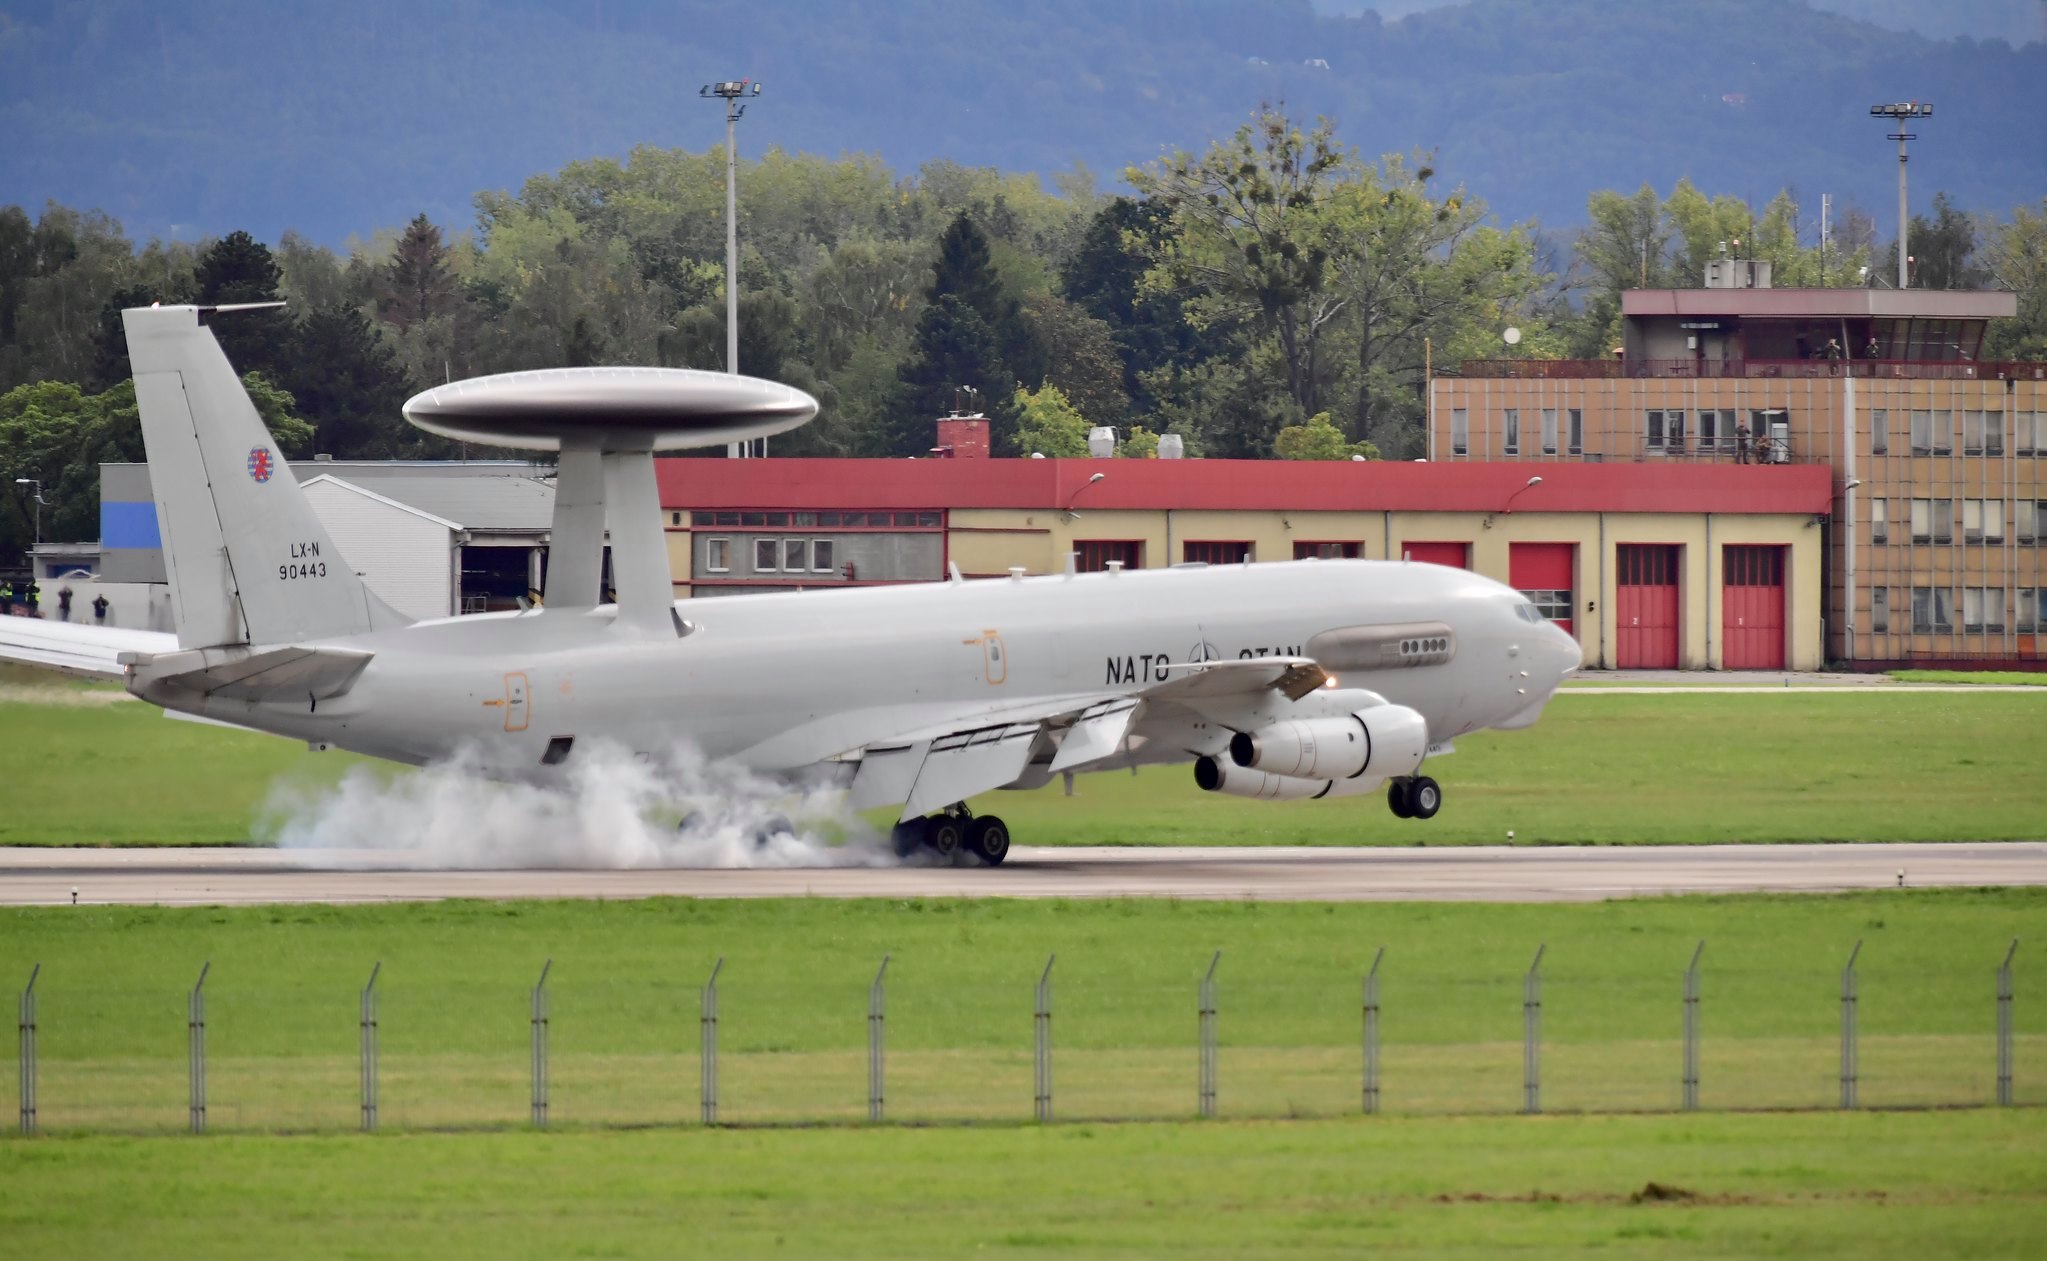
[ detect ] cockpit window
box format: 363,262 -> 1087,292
1515,603 -> 1542,623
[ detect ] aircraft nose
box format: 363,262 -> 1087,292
1541,620 -> 1582,679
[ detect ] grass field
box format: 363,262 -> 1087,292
3,891 -> 2039,1133
4,680 -> 2043,845
3,1111 -> 2042,1259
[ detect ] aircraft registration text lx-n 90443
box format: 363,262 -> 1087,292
0,305 -> 1580,864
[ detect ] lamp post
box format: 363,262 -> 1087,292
13,478 -> 44,550
1869,102 -> 1932,290
702,78 -> 763,457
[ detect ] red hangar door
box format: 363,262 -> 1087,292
1401,541 -> 1469,568
1616,544 -> 1681,668
1508,542 -> 1576,638
1721,545 -> 1787,669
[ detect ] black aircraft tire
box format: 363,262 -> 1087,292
1387,782 -> 1414,819
926,816 -> 964,859
1408,776 -> 1442,821
965,815 -> 1011,866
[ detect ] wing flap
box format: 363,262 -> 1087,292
900,723 -> 1041,822
1049,698 -> 1139,773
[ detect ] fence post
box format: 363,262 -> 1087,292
701,957 -> 723,1125
1197,950 -> 1221,1118
530,959 -> 551,1127
359,962 -> 381,1132
1362,947 -> 1384,1115
1997,938 -> 2018,1107
1682,940 -> 1704,1111
1033,955 -> 1055,1122
188,961 -> 210,1134
1522,944 -> 1545,1115
18,966 -> 37,1129
867,955 -> 890,1122
1839,940 -> 1861,1110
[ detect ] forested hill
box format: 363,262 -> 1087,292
2,0 -> 2041,246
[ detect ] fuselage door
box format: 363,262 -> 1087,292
503,672 -> 530,732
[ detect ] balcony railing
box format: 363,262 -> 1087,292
1457,358 -> 2047,382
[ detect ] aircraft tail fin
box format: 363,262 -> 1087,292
122,304 -> 410,649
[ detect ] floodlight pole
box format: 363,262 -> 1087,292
702,78 -> 763,457
1870,102 -> 1932,290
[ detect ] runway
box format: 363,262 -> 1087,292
3,842 -> 2042,906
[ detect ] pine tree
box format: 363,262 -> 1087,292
195,230 -> 290,378
380,214 -> 458,332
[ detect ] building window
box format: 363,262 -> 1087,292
811,539 -> 836,573
1909,498 -> 1953,544
782,538 -> 807,571
1451,408 -> 1468,456
1645,409 -> 1666,451
2016,412 -> 2043,456
1696,409 -> 1718,452
1911,586 -> 1954,632
1963,499 -> 2004,543
1871,409 -> 1887,455
1963,587 -> 2006,633
2018,589 -> 2042,633
693,511 -> 715,526
1540,409 -> 1558,455
1909,408 -> 1951,455
1294,541 -> 1362,560
1523,589 -> 1572,623
1502,408 -> 1520,455
1077,540 -> 1143,572
1963,410 -> 2005,456
1567,409 -> 1583,456
1869,499 -> 1887,544
1184,541 -> 1252,565
754,539 -> 779,572
705,538 -> 731,573
2017,500 -> 2040,542
1871,586 -> 1888,633
669,511 -> 683,526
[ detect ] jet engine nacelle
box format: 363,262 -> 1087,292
1227,703 -> 1429,783
1193,754 -> 1385,801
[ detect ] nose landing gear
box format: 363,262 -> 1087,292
890,804 -> 1011,865
1387,775 -> 1442,821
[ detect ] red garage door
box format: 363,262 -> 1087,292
1509,542 -> 1575,638
1722,545 -> 1786,670
1401,541 -> 1469,568
1616,544 -> 1680,668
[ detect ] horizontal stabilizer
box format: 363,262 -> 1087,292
0,619 -> 175,679
125,644 -> 373,702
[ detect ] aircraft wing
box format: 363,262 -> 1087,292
846,657 -> 1335,821
0,618 -> 174,680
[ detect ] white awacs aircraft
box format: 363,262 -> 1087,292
0,305 -> 1580,864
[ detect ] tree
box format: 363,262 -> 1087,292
1129,108 -> 1352,419
379,214 -> 460,332
1060,196 -> 1206,414
1020,293 -> 1127,426
1275,412 -> 1378,460
195,230 -> 291,379
286,304 -> 414,457
884,295 -> 1008,456
1012,383 -> 1090,458
1981,200 -> 2047,361
1888,192 -> 1986,290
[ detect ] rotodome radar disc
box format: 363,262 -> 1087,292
402,367 -> 818,451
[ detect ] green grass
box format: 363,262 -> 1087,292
2,680 -> 2044,845
1887,669 -> 2047,686
3,1111 -> 2043,1259
3,892 -> 2040,1133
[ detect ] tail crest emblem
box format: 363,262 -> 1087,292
246,447 -> 274,483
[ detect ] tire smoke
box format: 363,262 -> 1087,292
258,739 -> 907,869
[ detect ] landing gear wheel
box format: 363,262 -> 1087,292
749,812 -> 796,847
1387,782 -> 1414,819
925,815 -> 964,860
1406,776 -> 1442,821
965,815 -> 1011,866
890,820 -> 924,858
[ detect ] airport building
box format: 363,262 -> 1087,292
1429,269 -> 2045,665
656,444 -> 1833,671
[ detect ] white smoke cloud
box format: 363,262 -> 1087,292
258,739 -> 917,870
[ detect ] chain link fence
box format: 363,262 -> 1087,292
9,939 -> 2034,1136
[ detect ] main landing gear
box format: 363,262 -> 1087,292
1387,775 -> 1442,821
892,803 -> 1011,866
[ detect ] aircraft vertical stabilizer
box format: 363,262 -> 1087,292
122,304 -> 409,649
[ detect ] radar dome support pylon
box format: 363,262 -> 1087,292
402,368 -> 819,635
